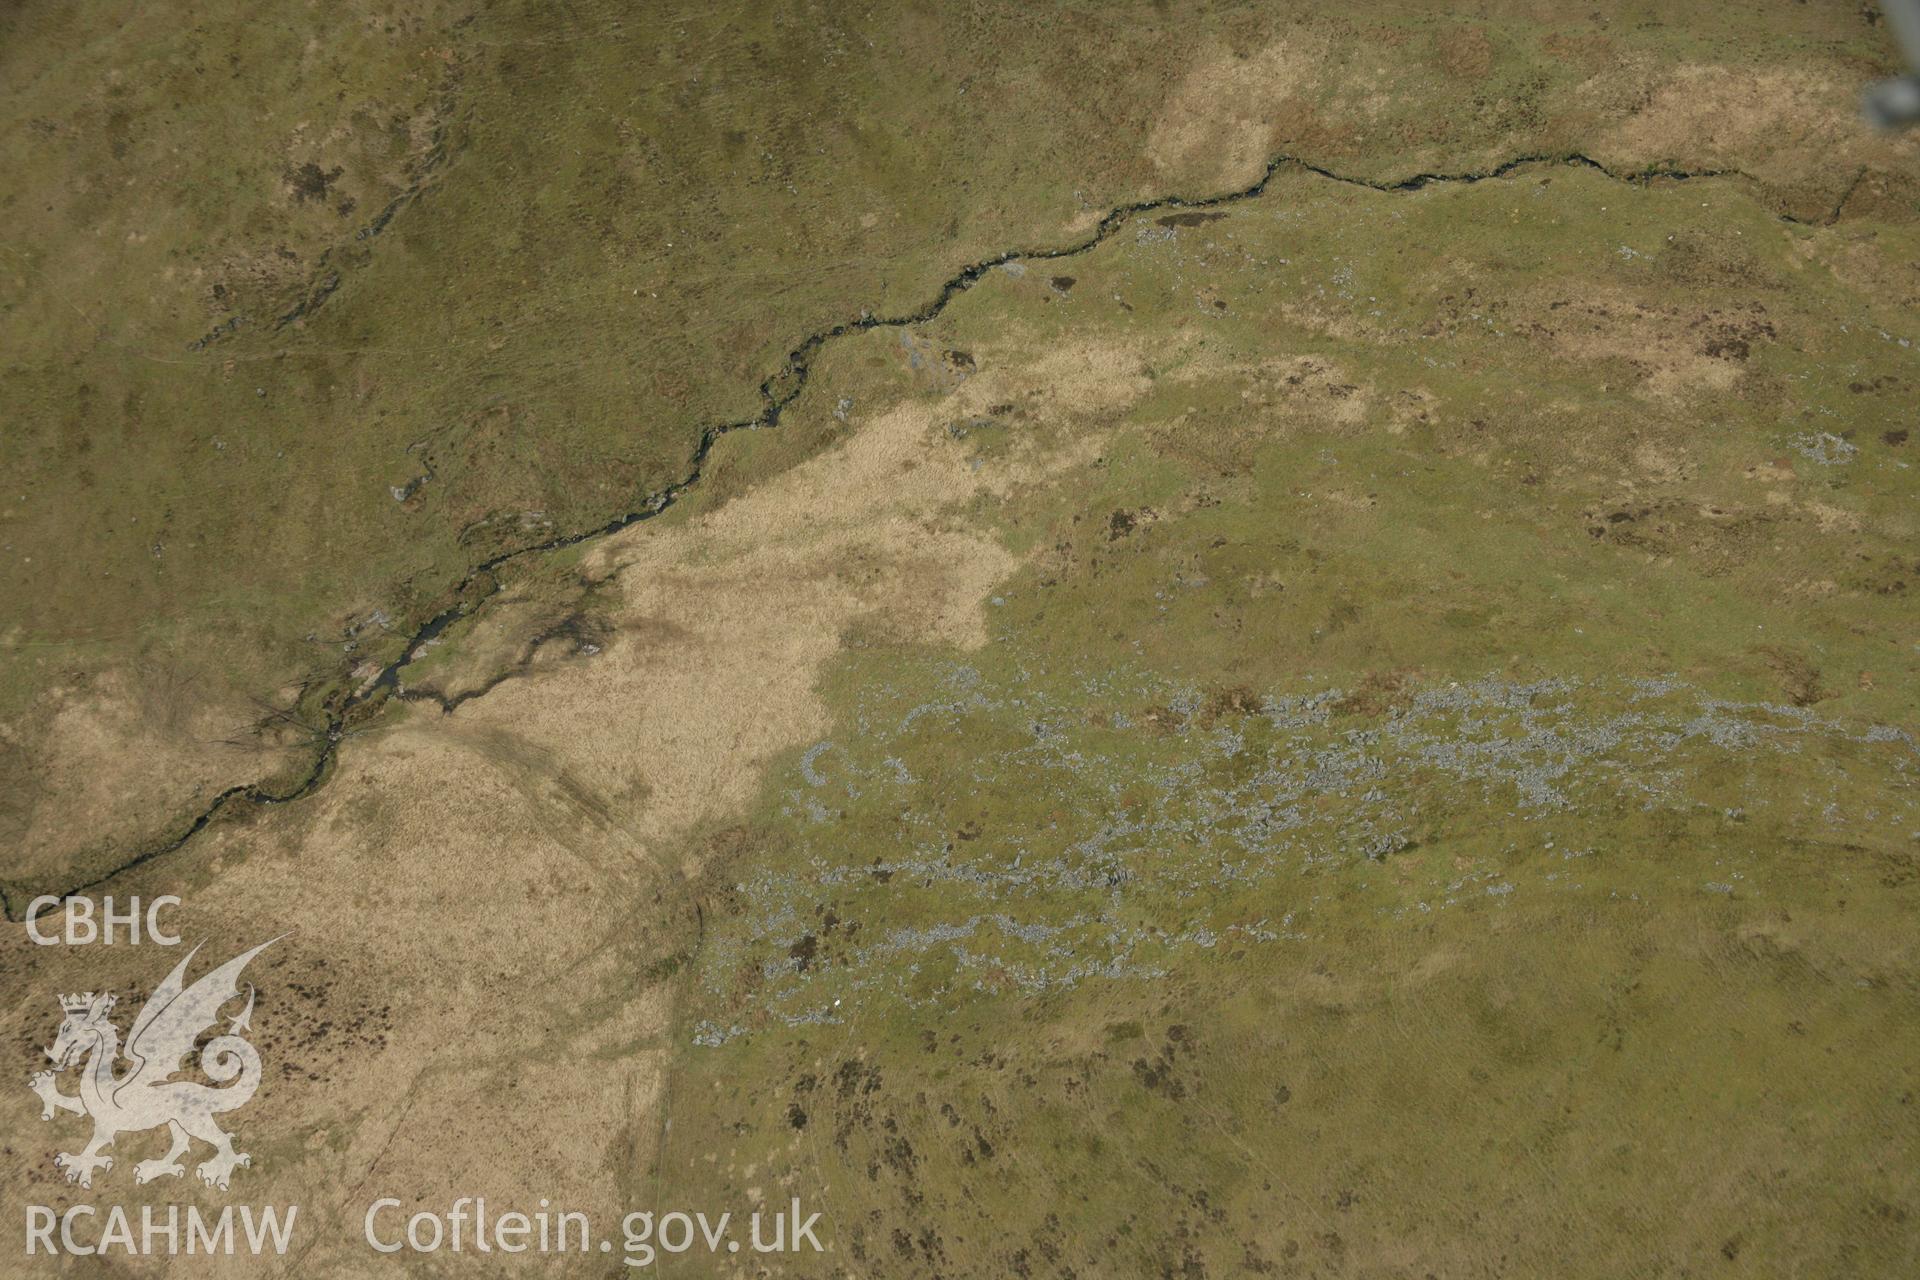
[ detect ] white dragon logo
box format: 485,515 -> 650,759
28,938 -> 277,1191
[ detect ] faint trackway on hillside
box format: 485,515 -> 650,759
6,148 -> 1857,922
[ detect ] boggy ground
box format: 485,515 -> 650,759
645,166 -> 1920,1277
4,152 -> 1915,1276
